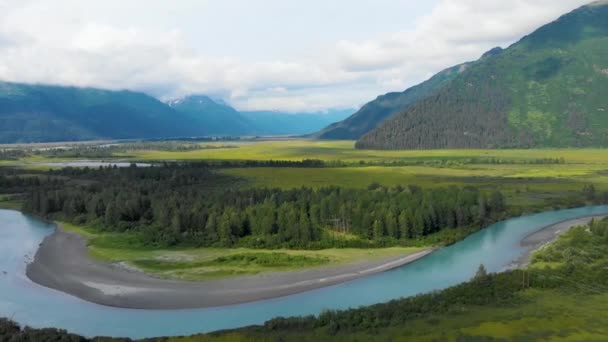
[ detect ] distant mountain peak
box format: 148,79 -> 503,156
481,47 -> 503,59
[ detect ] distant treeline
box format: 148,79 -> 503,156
0,149 -> 27,160
217,157 -> 567,168
29,142 -> 238,159
144,157 -> 568,169
354,157 -> 567,167
0,173 -> 63,194
21,163 -> 507,249
142,136 -> 242,142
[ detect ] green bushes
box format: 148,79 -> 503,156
213,253 -> 330,268
131,253 -> 330,271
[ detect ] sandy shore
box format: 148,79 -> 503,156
26,227 -> 434,310
511,215 -> 606,269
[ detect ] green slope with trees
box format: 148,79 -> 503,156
313,61 -> 473,140
357,2 -> 608,149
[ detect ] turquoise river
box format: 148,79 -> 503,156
1,206 -> 607,339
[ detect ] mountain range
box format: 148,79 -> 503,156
1,2 -> 606,148
354,1 -> 608,149
167,96 -> 352,137
0,82 -> 188,143
0,84 -> 352,143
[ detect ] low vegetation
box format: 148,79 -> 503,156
130,253 -> 331,279
49,223 -> 425,280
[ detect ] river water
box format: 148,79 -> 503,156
1,206 -> 607,339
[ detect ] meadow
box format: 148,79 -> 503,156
6,139 -> 608,224
118,140 -> 608,212
124,140 -> 608,163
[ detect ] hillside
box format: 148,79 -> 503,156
242,109 -> 353,135
0,82 -> 203,143
357,2 -> 608,149
313,62 -> 473,140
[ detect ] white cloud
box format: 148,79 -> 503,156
0,0 -> 592,112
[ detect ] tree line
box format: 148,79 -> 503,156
0,149 -> 26,160
22,163 -> 507,249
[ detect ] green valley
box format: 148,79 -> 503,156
1,1 -> 608,341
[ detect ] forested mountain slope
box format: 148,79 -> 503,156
357,2 -> 608,149
313,62 -> 474,140
0,82 -> 203,143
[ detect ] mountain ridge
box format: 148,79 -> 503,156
311,48 -> 507,140
0,81 -> 196,143
356,2 -> 608,150
0,81 -> 354,142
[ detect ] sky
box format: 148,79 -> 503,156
0,0 -> 593,112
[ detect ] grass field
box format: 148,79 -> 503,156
126,140 -> 608,164
222,164 -> 605,188
6,140 -> 607,217
120,142 -> 608,198
61,223 -> 424,280
6,140 -> 608,166
221,166 -> 602,213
